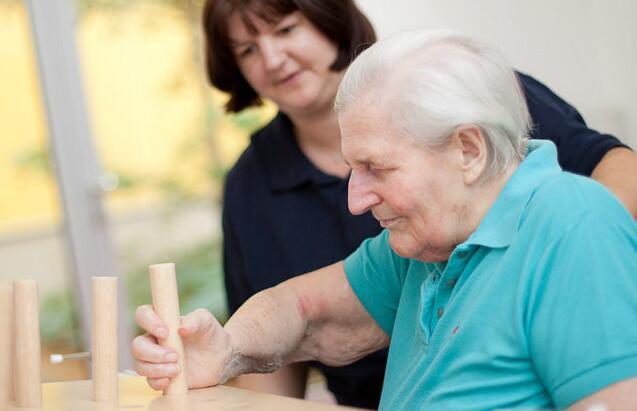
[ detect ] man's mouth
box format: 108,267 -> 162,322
378,217 -> 399,228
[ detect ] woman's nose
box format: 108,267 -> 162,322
260,39 -> 285,72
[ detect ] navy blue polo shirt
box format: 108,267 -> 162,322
221,72 -> 628,409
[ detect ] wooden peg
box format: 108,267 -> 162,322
149,263 -> 188,395
14,279 -> 42,407
92,276 -> 118,402
0,281 -> 14,405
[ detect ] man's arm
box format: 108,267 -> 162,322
527,198 -> 637,408
224,261 -> 389,371
228,364 -> 308,398
131,262 -> 389,391
569,377 -> 637,410
591,147 -> 637,218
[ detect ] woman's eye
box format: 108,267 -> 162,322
238,46 -> 255,58
277,24 -> 296,35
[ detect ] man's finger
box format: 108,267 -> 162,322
147,377 -> 170,391
179,308 -> 217,339
135,305 -> 169,339
131,333 -> 177,363
135,360 -> 180,379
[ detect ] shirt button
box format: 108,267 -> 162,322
447,279 -> 457,288
432,274 -> 438,282
437,307 -> 444,318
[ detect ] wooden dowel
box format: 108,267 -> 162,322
149,263 -> 188,395
14,280 -> 42,407
92,276 -> 118,402
0,281 -> 14,406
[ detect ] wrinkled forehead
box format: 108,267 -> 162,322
339,102 -> 401,163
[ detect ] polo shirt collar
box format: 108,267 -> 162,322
255,112 -> 340,192
464,140 -> 562,249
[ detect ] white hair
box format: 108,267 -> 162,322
335,29 -> 530,178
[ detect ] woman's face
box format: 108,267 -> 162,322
227,11 -> 342,116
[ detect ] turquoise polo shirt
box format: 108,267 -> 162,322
344,140 -> 637,410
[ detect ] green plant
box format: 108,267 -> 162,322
39,239 -> 227,346
40,289 -> 82,347
125,239 -> 228,333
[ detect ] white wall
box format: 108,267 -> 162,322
357,0 -> 637,148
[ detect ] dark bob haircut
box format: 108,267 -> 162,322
202,0 -> 376,112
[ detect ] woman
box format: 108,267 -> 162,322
205,1 -> 386,406
202,0 -> 632,408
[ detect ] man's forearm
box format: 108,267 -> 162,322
221,283 -> 308,381
229,364 -> 309,398
217,262 -> 389,382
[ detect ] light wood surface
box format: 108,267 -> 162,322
13,280 -> 42,408
92,277 -> 118,402
4,376 -> 361,410
148,263 -> 188,395
0,280 -> 14,405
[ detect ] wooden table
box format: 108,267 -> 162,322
4,376 -> 361,410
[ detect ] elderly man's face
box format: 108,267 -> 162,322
340,103 -> 468,262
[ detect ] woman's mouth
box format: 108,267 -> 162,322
276,71 -> 302,85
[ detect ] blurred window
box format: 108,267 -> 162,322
0,0 -> 83,381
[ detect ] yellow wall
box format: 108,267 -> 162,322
0,4 -> 59,231
0,3 -> 273,233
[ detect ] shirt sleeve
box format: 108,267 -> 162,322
525,189 -> 637,408
517,72 -> 629,176
344,230 -> 408,336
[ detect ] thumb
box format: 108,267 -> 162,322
178,309 -> 220,343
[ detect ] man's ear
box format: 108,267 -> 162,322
452,125 -> 488,185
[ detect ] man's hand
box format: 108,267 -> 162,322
131,306 -> 234,391
131,262 -> 387,393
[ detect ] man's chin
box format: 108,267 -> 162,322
388,235 -> 451,262
387,235 -> 418,260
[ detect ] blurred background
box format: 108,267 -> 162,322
0,0 -> 634,383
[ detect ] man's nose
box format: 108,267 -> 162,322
260,39 -> 285,72
348,169 -> 381,215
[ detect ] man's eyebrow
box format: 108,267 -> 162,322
347,156 -> 374,167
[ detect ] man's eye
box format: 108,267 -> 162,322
368,164 -> 382,173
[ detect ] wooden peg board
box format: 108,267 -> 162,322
4,376 -> 362,411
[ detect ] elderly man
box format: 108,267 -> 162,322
132,31 -> 637,410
